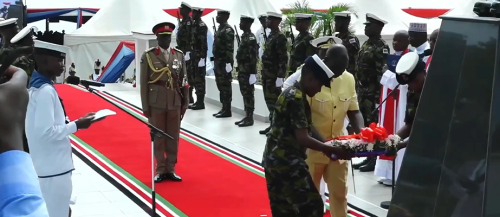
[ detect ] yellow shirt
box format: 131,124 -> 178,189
306,71 -> 359,164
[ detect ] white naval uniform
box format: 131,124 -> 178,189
26,83 -> 77,217
415,41 -> 430,62
255,27 -> 270,60
374,50 -> 408,181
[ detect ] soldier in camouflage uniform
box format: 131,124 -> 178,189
0,18 -> 19,62
353,13 -> 389,172
334,12 -> 360,73
354,13 -> 389,125
263,54 -> 349,217
392,52 -> 425,180
10,26 -> 35,84
188,7 -> 208,110
288,13 -> 315,76
234,15 -> 258,127
259,12 -> 288,135
212,9 -> 235,118
177,2 -> 195,103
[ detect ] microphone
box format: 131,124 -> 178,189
66,76 -> 105,87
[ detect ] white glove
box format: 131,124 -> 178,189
184,52 -> 191,61
249,74 -> 257,85
225,63 -> 232,73
275,78 -> 284,87
198,58 -> 205,67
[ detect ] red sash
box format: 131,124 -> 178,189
425,55 -> 433,71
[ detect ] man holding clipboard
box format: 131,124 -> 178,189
25,34 -> 106,217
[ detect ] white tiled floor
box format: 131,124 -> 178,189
71,156 -> 150,217
70,83 -> 389,217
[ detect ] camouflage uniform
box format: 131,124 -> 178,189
236,31 -> 258,123
0,45 -> 13,62
261,30 -> 288,124
288,32 -> 315,77
354,37 -> 389,125
177,17 -> 195,101
263,85 -> 324,217
212,23 -> 235,111
189,18 -> 208,109
405,90 -> 421,125
336,32 -> 360,73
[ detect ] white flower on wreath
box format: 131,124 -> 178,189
366,143 -> 374,151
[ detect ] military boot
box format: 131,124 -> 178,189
234,116 -> 246,125
213,104 -> 224,116
189,94 -> 205,110
238,111 -> 254,127
215,103 -> 232,118
188,88 -> 194,104
259,126 -> 271,135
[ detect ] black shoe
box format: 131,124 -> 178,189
165,172 -> 182,181
238,112 -> 254,127
352,157 -> 374,169
189,101 -> 205,110
154,173 -> 168,183
215,108 -> 232,118
359,158 -> 376,172
259,126 -> 270,135
213,105 -> 224,116
235,117 -> 245,125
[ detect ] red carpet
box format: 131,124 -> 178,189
55,84 -> 271,217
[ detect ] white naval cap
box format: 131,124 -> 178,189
409,22 -> 427,33
395,52 -> 425,84
267,12 -> 282,19
333,11 -> 351,18
0,18 -> 5,21
191,7 -> 203,12
294,13 -> 313,20
364,13 -> 387,25
258,14 -> 267,19
34,40 -> 69,58
180,2 -> 192,9
0,18 -> 17,28
310,36 -> 342,49
10,26 -> 35,44
303,54 -> 335,87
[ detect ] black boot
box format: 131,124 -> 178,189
352,157 -> 374,169
359,157 -> 376,172
215,103 -> 232,118
189,88 -> 194,104
259,126 -> 271,135
189,94 -> 205,110
213,104 -> 224,116
235,116 -> 246,125
238,111 -> 254,127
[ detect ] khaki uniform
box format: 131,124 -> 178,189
140,46 -> 188,174
305,71 -> 358,217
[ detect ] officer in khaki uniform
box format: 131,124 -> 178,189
306,37 -> 362,217
140,22 -> 189,183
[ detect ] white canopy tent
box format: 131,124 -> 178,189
64,0 -> 177,80
349,0 -> 431,50
427,0 -> 480,31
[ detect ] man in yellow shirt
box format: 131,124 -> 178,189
285,37 -> 364,217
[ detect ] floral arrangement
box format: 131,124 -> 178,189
327,123 -> 401,157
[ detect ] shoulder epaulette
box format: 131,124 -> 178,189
172,47 -> 183,54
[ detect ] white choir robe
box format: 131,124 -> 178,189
26,83 -> 77,217
374,69 -> 408,180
